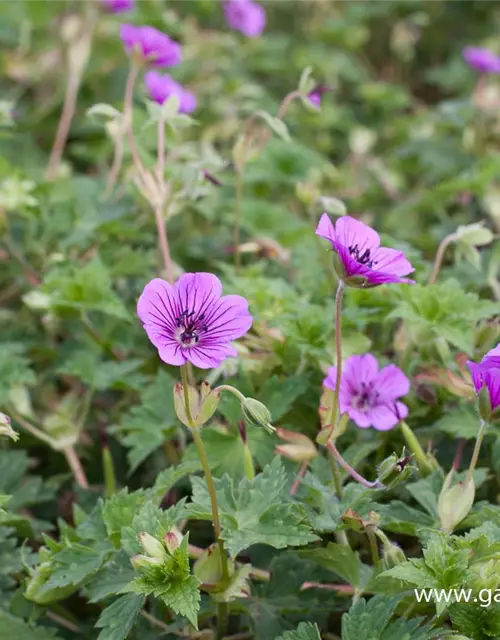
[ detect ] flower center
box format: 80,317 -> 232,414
352,382 -> 379,412
175,310 -> 207,347
349,244 -> 375,268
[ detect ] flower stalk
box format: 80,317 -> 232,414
180,365 -> 230,638
428,232 -> 457,285
466,419 -> 488,486
327,440 -> 380,489
333,279 -> 344,423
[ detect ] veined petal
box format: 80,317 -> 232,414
187,344 -> 237,369
174,272 -> 222,319
370,247 -> 415,277
368,403 -> 404,431
159,342 -> 187,366
202,294 -> 253,344
315,213 -> 336,246
376,364 -> 410,401
137,278 -> 177,347
485,343 -> 500,358
334,216 -> 380,252
484,369 -> 500,411
467,360 -> 484,394
342,354 -> 379,389
346,406 -> 372,428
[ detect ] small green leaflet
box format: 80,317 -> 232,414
122,536 -> 200,628
299,542 -> 372,589
187,457 -> 318,557
95,593 -> 144,640
276,622 -> 321,640
0,611 -> 61,640
341,596 -> 443,640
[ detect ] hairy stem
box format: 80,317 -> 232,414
46,73 -> 81,180
289,460 -> 308,496
327,440 -> 380,489
104,131 -> 124,197
428,233 -> 456,285
367,529 -> 380,565
181,366 -> 230,638
123,63 -> 149,184
63,446 -> 89,489
334,279 -> 345,422
153,204 -> 174,283
466,419 -> 488,486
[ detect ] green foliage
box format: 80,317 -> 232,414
95,593 -> 145,640
276,622 -> 321,640
2,1 -> 500,638
341,596 -> 442,640
123,536 -> 200,628
188,457 -> 318,557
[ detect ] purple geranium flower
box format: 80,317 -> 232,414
224,0 -> 266,37
463,46 -> 500,74
137,273 -> 253,369
120,24 -> 182,67
145,71 -> 196,114
307,85 -> 332,109
324,354 -> 410,431
316,214 -> 414,287
467,344 -> 500,415
102,0 -> 134,13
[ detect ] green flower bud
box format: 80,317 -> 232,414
193,543 -> 225,589
25,562 -> 79,604
163,528 -> 183,554
478,384 -> 493,423
377,452 -> 415,489
137,532 -> 166,560
131,554 -> 164,569
241,398 -> 275,433
438,472 -> 475,534
173,381 -> 220,428
382,541 -> 406,570
0,412 -> 18,441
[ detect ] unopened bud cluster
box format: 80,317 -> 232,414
131,528 -> 183,569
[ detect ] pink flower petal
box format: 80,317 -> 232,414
376,364 -> 410,401
334,216 -> 380,253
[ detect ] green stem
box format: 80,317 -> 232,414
327,440 -> 380,489
367,529 -> 380,565
215,385 -> 246,403
333,280 -> 344,423
328,449 -> 344,499
466,419 -> 488,486
180,366 -> 230,638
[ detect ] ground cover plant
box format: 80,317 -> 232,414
2,0 -> 500,638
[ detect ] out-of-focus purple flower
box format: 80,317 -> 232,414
463,46 -> 500,74
137,273 -> 253,369
120,24 -> 182,67
307,85 -> 332,109
224,0 -> 266,38
316,214 -> 414,287
145,71 -> 196,113
102,0 -> 134,13
467,344 -> 500,417
324,354 -> 410,431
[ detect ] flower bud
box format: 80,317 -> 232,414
0,412 -> 18,441
163,527 -> 183,554
138,532 -> 166,560
382,541 -> 406,569
193,543 -> 224,588
131,554 -> 164,569
478,384 -> 493,423
438,472 -> 475,534
275,428 -> 317,463
377,452 -> 415,489
399,422 -> 438,477
241,398 -> 275,433
173,381 -> 220,428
